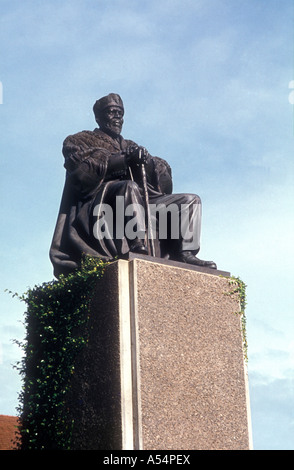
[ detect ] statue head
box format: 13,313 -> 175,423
93,93 -> 124,137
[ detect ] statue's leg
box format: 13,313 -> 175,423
93,179 -> 148,257
149,192 -> 200,252
149,192 -> 217,269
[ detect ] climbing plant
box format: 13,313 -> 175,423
10,256 -> 108,450
227,275 -> 248,362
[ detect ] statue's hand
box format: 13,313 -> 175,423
125,145 -> 150,166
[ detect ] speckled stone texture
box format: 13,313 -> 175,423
132,259 -> 251,450
68,257 -> 251,450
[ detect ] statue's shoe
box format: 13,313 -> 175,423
129,239 -> 148,255
178,251 -> 217,269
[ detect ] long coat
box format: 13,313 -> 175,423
49,128 -> 173,277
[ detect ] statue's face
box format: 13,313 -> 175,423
99,106 -> 124,137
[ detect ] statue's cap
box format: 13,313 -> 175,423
93,93 -> 124,117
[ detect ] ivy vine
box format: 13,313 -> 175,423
226,275 -> 248,362
9,256 -> 108,450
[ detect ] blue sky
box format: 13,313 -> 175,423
0,0 -> 293,450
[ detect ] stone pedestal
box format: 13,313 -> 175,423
70,256 -> 252,450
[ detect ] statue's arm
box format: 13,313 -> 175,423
62,132 -> 111,196
121,141 -> 172,194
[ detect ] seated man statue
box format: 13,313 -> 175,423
50,93 -> 216,277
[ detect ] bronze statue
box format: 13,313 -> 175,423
50,93 -> 216,277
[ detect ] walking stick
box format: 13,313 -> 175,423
139,149 -> 155,257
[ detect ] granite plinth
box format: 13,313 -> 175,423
130,258 -> 251,450
69,256 -> 252,450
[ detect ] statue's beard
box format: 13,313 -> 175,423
103,119 -> 123,137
